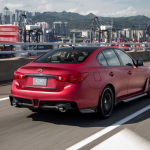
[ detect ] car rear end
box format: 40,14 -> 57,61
10,47 -> 99,113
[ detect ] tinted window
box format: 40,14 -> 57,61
35,49 -> 94,63
97,53 -> 108,66
115,49 -> 134,66
102,49 -> 121,66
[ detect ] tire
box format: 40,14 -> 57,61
147,78 -> 150,97
97,85 -> 114,119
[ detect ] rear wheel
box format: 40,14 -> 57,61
97,85 -> 114,119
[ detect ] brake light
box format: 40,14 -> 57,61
55,75 -> 69,82
55,73 -> 89,83
69,73 -> 89,83
14,71 -> 26,80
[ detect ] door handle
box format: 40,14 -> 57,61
128,71 -> 132,75
109,72 -> 114,77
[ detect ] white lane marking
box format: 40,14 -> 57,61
66,105 -> 150,150
91,128 -> 150,150
0,97 -> 9,101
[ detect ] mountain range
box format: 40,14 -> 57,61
31,11 -> 150,30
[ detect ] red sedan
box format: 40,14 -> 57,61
10,46 -> 150,118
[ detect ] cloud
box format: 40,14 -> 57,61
80,10 -> 100,15
35,1 -> 54,12
100,6 -> 138,17
45,3 -> 53,11
0,1 -> 149,18
67,8 -> 77,13
5,3 -> 24,8
67,7 -> 138,17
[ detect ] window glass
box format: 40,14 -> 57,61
34,49 -> 94,63
102,49 -> 121,66
97,53 -> 108,66
115,49 -> 134,66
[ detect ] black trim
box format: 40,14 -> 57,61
79,106 -> 97,113
25,86 -> 56,89
10,96 -> 78,110
115,93 -> 147,105
25,74 -> 56,77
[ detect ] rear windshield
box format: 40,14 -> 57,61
34,48 -> 94,63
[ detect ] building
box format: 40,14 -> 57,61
15,13 -> 19,22
2,7 -> 40,25
53,21 -> 61,35
1,15 -> 5,24
2,6 -> 10,16
32,12 -> 41,16
53,21 -> 69,36
110,28 -> 147,42
64,22 -> 69,36
10,14 -> 15,24
36,22 -> 49,29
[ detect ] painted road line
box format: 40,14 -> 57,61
66,105 -> 150,150
91,128 -> 150,150
0,97 -> 9,101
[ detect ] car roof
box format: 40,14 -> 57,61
54,46 -> 113,51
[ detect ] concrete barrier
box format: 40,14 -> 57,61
1,50 -> 150,82
0,58 -> 34,82
127,50 -> 150,61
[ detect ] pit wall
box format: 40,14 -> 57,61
0,51 -> 150,82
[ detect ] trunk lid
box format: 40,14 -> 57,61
16,62 -> 84,91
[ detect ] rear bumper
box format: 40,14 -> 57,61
9,96 -> 97,113
10,80 -> 100,110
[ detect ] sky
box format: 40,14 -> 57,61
0,0 -> 150,17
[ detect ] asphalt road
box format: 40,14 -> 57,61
1,82 -> 150,150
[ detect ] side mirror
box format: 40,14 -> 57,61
137,60 -> 143,66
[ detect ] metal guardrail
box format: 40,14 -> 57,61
0,50 -> 50,54
0,42 -> 150,45
0,42 -> 150,54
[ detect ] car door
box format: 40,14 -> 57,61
115,49 -> 145,94
99,49 -> 128,99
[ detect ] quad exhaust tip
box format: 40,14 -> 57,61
12,98 -> 18,107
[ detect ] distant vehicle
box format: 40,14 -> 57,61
10,46 -> 150,118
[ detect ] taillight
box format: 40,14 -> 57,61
69,73 -> 89,83
55,73 -> 89,83
14,71 -> 26,80
55,75 -> 69,82
14,71 -> 18,79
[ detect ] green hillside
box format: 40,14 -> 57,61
31,11 -> 150,30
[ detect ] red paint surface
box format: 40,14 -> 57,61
10,47 -> 150,109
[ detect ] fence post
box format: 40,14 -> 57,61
143,43 -> 146,51
132,44 -> 135,52
119,43 -> 121,49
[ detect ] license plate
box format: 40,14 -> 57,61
33,77 -> 47,86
